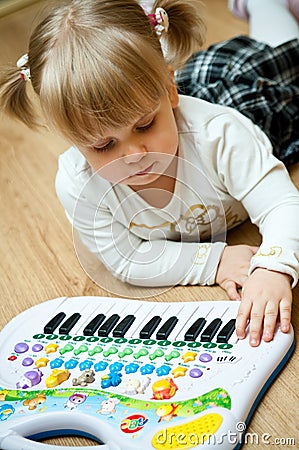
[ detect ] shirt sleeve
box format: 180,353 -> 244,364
55,151 -> 226,287
210,112 -> 299,287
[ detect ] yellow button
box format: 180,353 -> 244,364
171,366 -> 188,378
35,357 -> 49,368
181,351 -> 197,363
45,343 -> 59,354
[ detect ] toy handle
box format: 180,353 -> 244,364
0,412 -> 122,450
0,432 -> 120,450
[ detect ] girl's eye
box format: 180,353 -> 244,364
93,139 -> 115,152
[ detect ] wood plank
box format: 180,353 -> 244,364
0,0 -> 42,18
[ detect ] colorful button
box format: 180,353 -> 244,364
79,360 -> 93,371
203,342 -> 217,349
18,369 -> 43,388
164,350 -> 180,362
181,351 -> 197,363
103,346 -> 118,357
32,344 -> 43,352
133,349 -> 149,359
94,361 -> 108,372
199,353 -> 213,363
35,357 -> 49,368
125,362 -> 139,374
88,345 -> 103,356
45,343 -> 59,354
22,357 -> 34,366
118,347 -> 133,358
50,358 -> 64,369
45,369 -> 70,388
74,344 -> 88,356
189,368 -> 203,378
149,349 -> 164,360
14,342 -> 29,353
140,364 -> 155,375
156,365 -> 172,376
171,366 -> 188,378
59,344 -> 74,355
65,358 -> 79,370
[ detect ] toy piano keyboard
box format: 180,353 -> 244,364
0,296 -> 295,450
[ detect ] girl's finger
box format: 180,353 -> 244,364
248,301 -> 265,347
235,298 -> 252,339
222,280 -> 240,300
262,301 -> 279,342
279,297 -> 292,333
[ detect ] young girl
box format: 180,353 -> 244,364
1,0 -> 299,348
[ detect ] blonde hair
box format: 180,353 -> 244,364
0,0 -> 206,147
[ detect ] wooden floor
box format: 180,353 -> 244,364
0,0 -> 298,447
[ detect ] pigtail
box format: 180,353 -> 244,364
152,0 -> 206,69
0,65 -> 38,128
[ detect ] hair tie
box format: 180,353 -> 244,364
16,53 -> 31,81
148,7 -> 169,36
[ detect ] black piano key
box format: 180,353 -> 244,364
98,314 -> 120,337
156,316 -> 179,340
59,313 -> 81,335
139,316 -> 162,339
184,317 -> 207,341
217,319 -> 236,343
201,318 -> 222,342
44,312 -> 66,334
113,315 -> 136,337
83,313 -> 106,336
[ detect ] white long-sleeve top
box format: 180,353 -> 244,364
55,95 -> 299,287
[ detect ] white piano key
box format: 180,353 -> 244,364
76,299 -> 162,338
70,301 -> 112,335
163,302 -> 199,341
175,301 -> 214,341
152,303 -> 188,340
74,297 -> 139,337
198,303 -> 232,342
105,300 -> 154,338
215,302 -> 240,344
59,297 -> 116,335
126,301 -> 166,338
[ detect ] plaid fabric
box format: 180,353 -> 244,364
175,36 -> 299,166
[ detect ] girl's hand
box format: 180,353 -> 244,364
236,268 -> 293,346
216,245 -> 259,299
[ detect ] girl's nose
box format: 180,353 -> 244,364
122,140 -> 147,163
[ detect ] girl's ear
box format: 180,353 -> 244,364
168,66 -> 179,108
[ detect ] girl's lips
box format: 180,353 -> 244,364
135,163 -> 154,176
